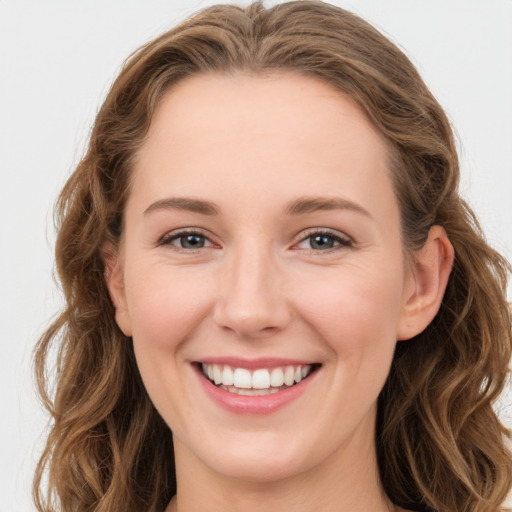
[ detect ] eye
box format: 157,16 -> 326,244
160,230 -> 214,250
295,230 -> 353,251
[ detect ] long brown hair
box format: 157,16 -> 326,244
34,2 -> 512,511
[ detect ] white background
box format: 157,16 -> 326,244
1,1 -> 511,510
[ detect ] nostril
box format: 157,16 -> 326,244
219,323 -> 281,339
212,282 -> 291,338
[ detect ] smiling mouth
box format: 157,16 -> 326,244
198,363 -> 320,396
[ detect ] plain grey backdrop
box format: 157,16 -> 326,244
1,1 -> 511,510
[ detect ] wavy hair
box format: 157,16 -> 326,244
34,2 -> 512,511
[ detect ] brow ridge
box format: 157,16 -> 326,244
143,195 -> 372,219
286,196 -> 372,218
144,197 -> 219,216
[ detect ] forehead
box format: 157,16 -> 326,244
130,72 -> 396,222
141,71 -> 386,157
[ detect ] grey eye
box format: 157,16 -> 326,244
309,234 -> 336,250
177,234 -> 206,249
296,231 -> 352,251
161,231 -> 213,250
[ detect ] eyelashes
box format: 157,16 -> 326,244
294,229 -> 353,252
158,228 -> 353,254
160,230 -> 214,250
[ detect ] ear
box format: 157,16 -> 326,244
397,226 -> 454,340
102,242 -> 133,337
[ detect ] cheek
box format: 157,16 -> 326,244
123,264 -> 216,428
290,258 -> 406,350
280,259 -> 406,443
125,263 -> 214,353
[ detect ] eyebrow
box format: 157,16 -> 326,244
286,196 -> 373,219
143,195 -> 372,219
144,197 -> 219,216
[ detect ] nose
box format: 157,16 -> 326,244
213,243 -> 291,339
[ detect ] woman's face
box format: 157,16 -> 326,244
110,73 -> 419,482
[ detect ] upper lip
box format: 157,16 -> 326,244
195,357 -> 319,369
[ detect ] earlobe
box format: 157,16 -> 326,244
102,242 -> 133,337
397,226 -> 454,341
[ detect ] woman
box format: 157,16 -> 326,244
33,1 -> 512,511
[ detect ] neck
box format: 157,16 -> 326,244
167,416 -> 397,512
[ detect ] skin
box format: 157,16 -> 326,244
105,72 -> 454,512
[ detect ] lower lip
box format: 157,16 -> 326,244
195,366 -> 318,415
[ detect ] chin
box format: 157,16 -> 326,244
205,449 -> 310,484
179,429 -> 318,484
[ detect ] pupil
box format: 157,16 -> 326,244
311,235 -> 334,250
182,235 -> 204,249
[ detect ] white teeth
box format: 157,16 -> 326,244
233,368 -> 252,389
213,364 -> 222,385
270,367 -> 284,387
201,363 -> 315,392
220,385 -> 283,396
222,365 -> 234,386
284,366 -> 295,386
252,369 -> 271,389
